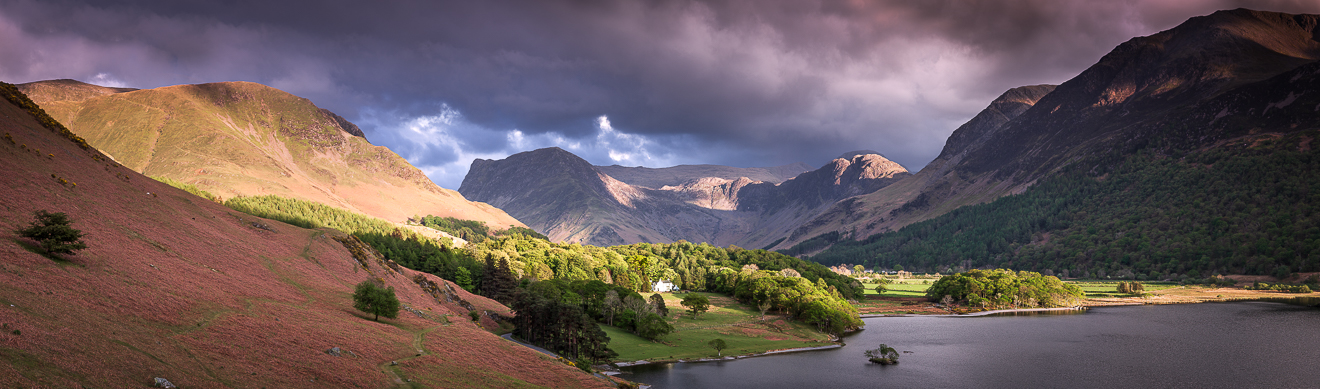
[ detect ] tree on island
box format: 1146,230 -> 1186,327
353,280 -> 400,321
865,344 -> 899,365
681,294 -> 710,318
708,338 -> 727,356
16,210 -> 87,255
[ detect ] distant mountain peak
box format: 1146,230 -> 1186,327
835,150 -> 884,160
461,146 -> 907,246
594,160 -> 811,188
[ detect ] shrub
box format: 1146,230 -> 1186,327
865,344 -> 899,365
635,313 -> 673,341
352,281 -> 400,321
16,210 -> 87,255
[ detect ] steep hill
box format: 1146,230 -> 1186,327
460,147 -> 908,247
19,80 -> 522,229
796,9 -> 1320,277
0,83 -> 611,388
786,8 -> 1320,250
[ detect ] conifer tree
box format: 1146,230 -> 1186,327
17,210 -> 86,255
649,293 -> 668,317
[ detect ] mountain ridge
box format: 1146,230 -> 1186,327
595,161 -> 811,189
789,8 -> 1320,253
21,79 -> 523,229
460,147 -> 909,247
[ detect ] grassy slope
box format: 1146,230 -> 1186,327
604,293 -> 830,362
24,80 -> 523,229
0,90 -> 609,388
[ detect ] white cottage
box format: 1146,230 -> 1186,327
651,280 -> 676,292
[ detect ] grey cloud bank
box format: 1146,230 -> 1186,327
2,0 -> 1317,188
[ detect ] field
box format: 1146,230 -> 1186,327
862,278 -> 937,298
604,292 -> 831,362
1068,281 -> 1179,297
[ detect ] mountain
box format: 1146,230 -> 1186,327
459,147 -> 908,247
19,79 -> 522,229
785,9 -> 1320,250
779,84 -> 1057,248
595,162 -> 811,189
795,9 -> 1320,277
0,83 -> 610,388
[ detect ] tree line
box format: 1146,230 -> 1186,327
925,269 -> 1085,309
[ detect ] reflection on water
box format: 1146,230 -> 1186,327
621,302 -> 1320,389
1260,296 -> 1320,307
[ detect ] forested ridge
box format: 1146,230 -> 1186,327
803,130 -> 1320,281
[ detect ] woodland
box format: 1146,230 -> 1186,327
802,131 -> 1320,282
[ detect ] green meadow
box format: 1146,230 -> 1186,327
604,292 -> 832,362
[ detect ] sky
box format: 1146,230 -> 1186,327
3,0 -> 1319,189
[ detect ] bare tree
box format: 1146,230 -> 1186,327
603,290 -> 621,325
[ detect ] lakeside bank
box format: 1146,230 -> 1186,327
614,343 -> 843,367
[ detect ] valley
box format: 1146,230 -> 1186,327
4,5 -> 1320,389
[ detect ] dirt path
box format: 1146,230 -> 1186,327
378,324 -> 443,386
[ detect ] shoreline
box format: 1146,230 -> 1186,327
612,293 -> 1318,370
860,305 -> 1087,319
614,343 -> 843,367
860,294 -> 1320,319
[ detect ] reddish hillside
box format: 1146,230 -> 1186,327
0,85 -> 611,388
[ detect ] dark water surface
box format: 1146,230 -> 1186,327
621,302 -> 1320,388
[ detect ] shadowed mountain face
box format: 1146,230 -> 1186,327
460,147 -> 909,247
20,80 -> 522,228
594,162 -> 811,189
787,8 -> 1320,251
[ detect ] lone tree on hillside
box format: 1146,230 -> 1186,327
353,280 -> 400,321
681,294 -> 710,318
708,338 -> 727,356
17,210 -> 86,255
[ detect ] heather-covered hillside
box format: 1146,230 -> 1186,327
0,83 -> 610,388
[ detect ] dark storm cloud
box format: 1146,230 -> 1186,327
2,0 -> 1318,188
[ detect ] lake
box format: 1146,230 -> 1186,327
621,301 -> 1320,388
